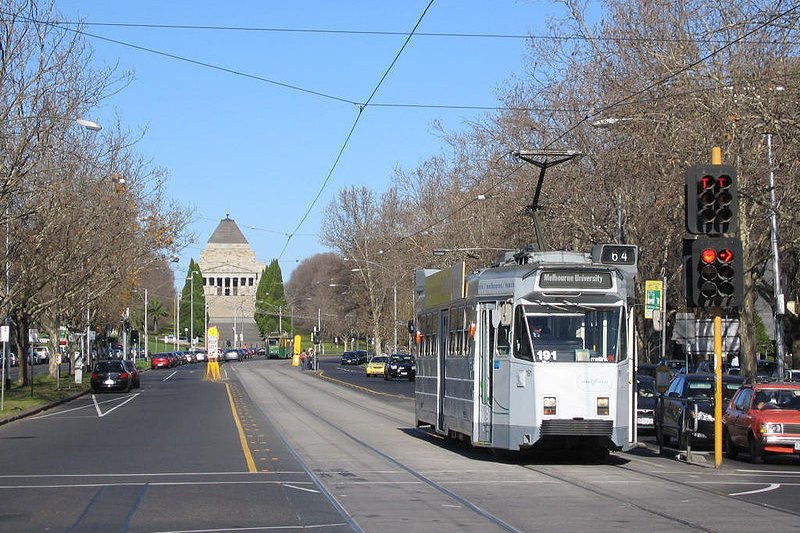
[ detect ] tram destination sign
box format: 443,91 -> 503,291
538,269 -> 613,290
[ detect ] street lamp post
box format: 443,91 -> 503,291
348,259 -> 401,355
187,271 -> 199,350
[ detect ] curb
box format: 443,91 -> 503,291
0,388 -> 90,427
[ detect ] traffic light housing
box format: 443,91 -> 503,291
312,327 -> 321,344
685,164 -> 738,235
130,330 -> 139,344
685,237 -> 743,308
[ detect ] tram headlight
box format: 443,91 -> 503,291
597,397 -> 610,416
543,396 -> 557,415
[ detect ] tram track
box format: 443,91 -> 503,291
230,362 -> 800,532
235,363 -> 525,533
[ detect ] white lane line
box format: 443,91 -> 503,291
162,370 -> 178,381
729,483 -> 781,496
283,483 -> 319,493
93,393 -> 140,417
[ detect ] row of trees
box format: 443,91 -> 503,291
1,1 -> 191,384
316,0 -> 800,373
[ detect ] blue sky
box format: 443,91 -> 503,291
53,0 -> 573,282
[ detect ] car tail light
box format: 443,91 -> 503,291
543,396 -> 557,415
120,372 -> 128,379
91,373 -> 97,379
597,397 -> 609,416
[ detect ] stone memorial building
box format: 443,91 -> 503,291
198,215 -> 264,347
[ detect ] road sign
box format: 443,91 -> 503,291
28,328 -> 39,343
644,280 -> 663,319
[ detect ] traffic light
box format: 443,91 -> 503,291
686,237 -> 743,308
312,327 -> 321,344
407,320 -> 415,334
685,165 -> 738,235
130,330 -> 139,344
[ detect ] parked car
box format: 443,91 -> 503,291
384,354 -> 416,381
222,349 -> 242,361
151,353 -> 171,369
194,350 -> 207,362
122,360 -> 141,389
636,375 -> 657,434
723,382 -> 800,463
785,369 -> 800,382
365,355 -> 388,377
341,351 -> 363,365
90,360 -> 134,393
655,373 -> 745,450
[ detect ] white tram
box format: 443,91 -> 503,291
414,245 -> 638,454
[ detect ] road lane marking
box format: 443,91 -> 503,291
225,382 -> 257,473
729,483 -> 781,496
162,370 -> 178,381
283,483 -> 319,493
93,393 -> 139,417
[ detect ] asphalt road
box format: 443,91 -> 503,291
0,358 -> 798,533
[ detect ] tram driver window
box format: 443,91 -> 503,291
513,306 -> 533,361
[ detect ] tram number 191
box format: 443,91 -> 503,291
537,350 -> 557,361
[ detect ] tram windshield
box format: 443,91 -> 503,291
513,304 -> 625,363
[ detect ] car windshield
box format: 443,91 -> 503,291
95,361 -> 123,372
637,379 -> 656,398
370,357 -> 387,363
390,355 -> 413,363
753,389 -> 800,410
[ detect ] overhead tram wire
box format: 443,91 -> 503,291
396,2 -> 800,246
45,17 -> 798,46
8,12 -> 579,114
276,0 -> 436,261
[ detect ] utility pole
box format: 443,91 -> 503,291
767,133 -> 786,381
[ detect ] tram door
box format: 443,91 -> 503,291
437,310 -> 449,431
476,303 -> 495,444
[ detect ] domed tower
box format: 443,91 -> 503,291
198,215 -> 265,347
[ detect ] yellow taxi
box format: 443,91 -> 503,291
365,355 -> 388,377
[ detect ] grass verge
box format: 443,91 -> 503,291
0,372 -> 88,417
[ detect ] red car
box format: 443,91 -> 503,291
151,353 -> 172,369
723,382 -> 800,463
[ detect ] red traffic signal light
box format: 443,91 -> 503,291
685,237 -> 743,308
685,165 -> 738,235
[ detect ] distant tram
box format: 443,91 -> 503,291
414,245 -> 638,455
266,332 -> 290,359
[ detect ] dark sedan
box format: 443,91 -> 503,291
656,373 -> 744,450
90,360 -> 135,393
341,351 -> 361,365
384,354 -> 416,381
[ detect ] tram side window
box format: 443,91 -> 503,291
513,305 -> 533,361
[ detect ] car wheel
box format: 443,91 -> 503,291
724,429 -> 738,460
384,373 -> 389,381
749,433 -> 765,464
124,380 -> 132,393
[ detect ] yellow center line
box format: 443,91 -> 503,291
225,382 -> 257,473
